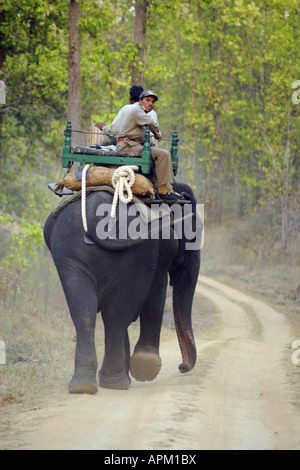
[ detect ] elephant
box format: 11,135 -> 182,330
43,183 -> 202,394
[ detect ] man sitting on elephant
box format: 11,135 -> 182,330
96,85 -> 159,146
117,90 -> 182,201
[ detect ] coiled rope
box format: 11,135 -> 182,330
110,165 -> 139,217
81,164 -> 139,233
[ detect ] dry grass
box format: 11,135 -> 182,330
0,277 -> 75,407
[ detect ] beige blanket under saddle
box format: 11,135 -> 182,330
54,166 -> 155,199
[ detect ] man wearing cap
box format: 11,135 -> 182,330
96,85 -> 159,143
117,90 -> 179,200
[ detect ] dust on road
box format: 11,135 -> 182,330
2,276 -> 300,450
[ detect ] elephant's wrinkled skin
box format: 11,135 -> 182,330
44,183 -> 201,394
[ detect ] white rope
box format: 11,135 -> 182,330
81,164 -> 138,233
81,163 -> 90,233
110,165 -> 139,218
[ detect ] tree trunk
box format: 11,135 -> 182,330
131,0 -> 148,85
188,3 -> 201,188
281,101 -> 291,253
0,10 -> 5,162
68,0 -> 81,146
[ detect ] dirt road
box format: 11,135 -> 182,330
3,276 -> 300,450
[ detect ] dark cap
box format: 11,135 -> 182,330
139,90 -> 158,101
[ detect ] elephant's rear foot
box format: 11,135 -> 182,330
99,370 -> 131,390
130,349 -> 162,382
69,373 -> 98,395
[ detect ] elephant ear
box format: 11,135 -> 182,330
169,252 -> 185,286
169,187 -> 202,286
83,191 -> 150,251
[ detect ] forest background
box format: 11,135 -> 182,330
0,0 -> 299,342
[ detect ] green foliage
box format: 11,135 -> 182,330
0,191 -> 47,306
4,221 -> 43,271
0,0 -> 69,108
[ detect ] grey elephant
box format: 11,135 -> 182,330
44,183 -> 202,394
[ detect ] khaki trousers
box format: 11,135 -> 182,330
117,140 -> 174,185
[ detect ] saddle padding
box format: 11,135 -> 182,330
56,166 -> 155,199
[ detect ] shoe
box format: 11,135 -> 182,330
48,183 -> 74,197
158,192 -> 183,201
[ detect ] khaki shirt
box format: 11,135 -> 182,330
119,104 -> 161,144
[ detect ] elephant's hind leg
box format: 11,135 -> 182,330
98,330 -> 131,391
99,303 -> 132,390
59,271 -> 99,395
69,371 -> 98,395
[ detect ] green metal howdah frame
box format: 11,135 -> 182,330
62,121 -> 179,176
